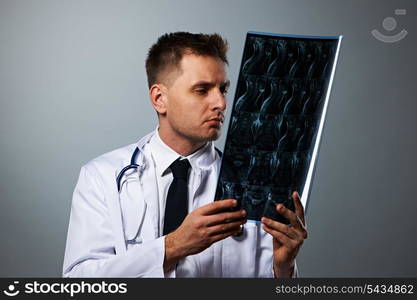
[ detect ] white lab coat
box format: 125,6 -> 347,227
63,131 -> 298,277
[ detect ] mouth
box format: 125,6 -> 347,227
205,117 -> 224,127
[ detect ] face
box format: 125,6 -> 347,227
157,54 -> 229,144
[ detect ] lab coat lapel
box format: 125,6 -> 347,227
136,131 -> 161,238
119,169 -> 147,242
191,144 -> 222,209
140,160 -> 161,238
103,169 -> 128,254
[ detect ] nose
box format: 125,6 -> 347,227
212,88 -> 227,112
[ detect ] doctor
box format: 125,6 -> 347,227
63,32 -> 307,278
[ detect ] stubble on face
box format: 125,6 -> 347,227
159,54 -> 228,152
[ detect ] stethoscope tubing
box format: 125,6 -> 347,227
116,147 -> 140,192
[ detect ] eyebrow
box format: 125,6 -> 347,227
191,80 -> 230,89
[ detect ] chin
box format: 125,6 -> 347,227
182,126 -> 222,143
205,128 -> 222,141
190,129 -> 220,143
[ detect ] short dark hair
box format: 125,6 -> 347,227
145,32 -> 229,88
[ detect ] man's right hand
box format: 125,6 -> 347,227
163,199 -> 246,272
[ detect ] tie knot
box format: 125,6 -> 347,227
169,158 -> 190,180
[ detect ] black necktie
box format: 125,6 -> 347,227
163,158 -> 191,235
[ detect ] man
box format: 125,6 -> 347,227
63,32 -> 307,277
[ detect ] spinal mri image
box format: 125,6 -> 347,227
215,32 -> 341,224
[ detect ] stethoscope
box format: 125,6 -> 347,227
115,146 -> 147,245
115,145 -> 243,245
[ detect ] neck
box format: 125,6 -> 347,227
158,125 -> 207,157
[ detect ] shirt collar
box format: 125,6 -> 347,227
149,128 -> 217,176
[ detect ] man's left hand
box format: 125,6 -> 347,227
261,191 -> 308,278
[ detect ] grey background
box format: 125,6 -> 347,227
0,0 -> 415,277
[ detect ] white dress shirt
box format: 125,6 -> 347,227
148,129 -> 213,234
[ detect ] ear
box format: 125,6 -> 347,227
149,83 -> 168,115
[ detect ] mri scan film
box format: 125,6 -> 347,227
215,32 -> 342,224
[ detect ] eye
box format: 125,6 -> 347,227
195,89 -> 207,95
220,86 -> 229,95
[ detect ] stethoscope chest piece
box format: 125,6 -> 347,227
126,236 -> 143,245
232,225 -> 245,239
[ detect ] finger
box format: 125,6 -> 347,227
207,219 -> 247,236
205,209 -> 246,226
276,204 -> 299,229
277,204 -> 308,238
261,217 -> 299,239
292,191 -> 306,225
296,215 -> 308,236
262,224 -> 296,249
210,225 -> 244,243
198,199 -> 237,215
